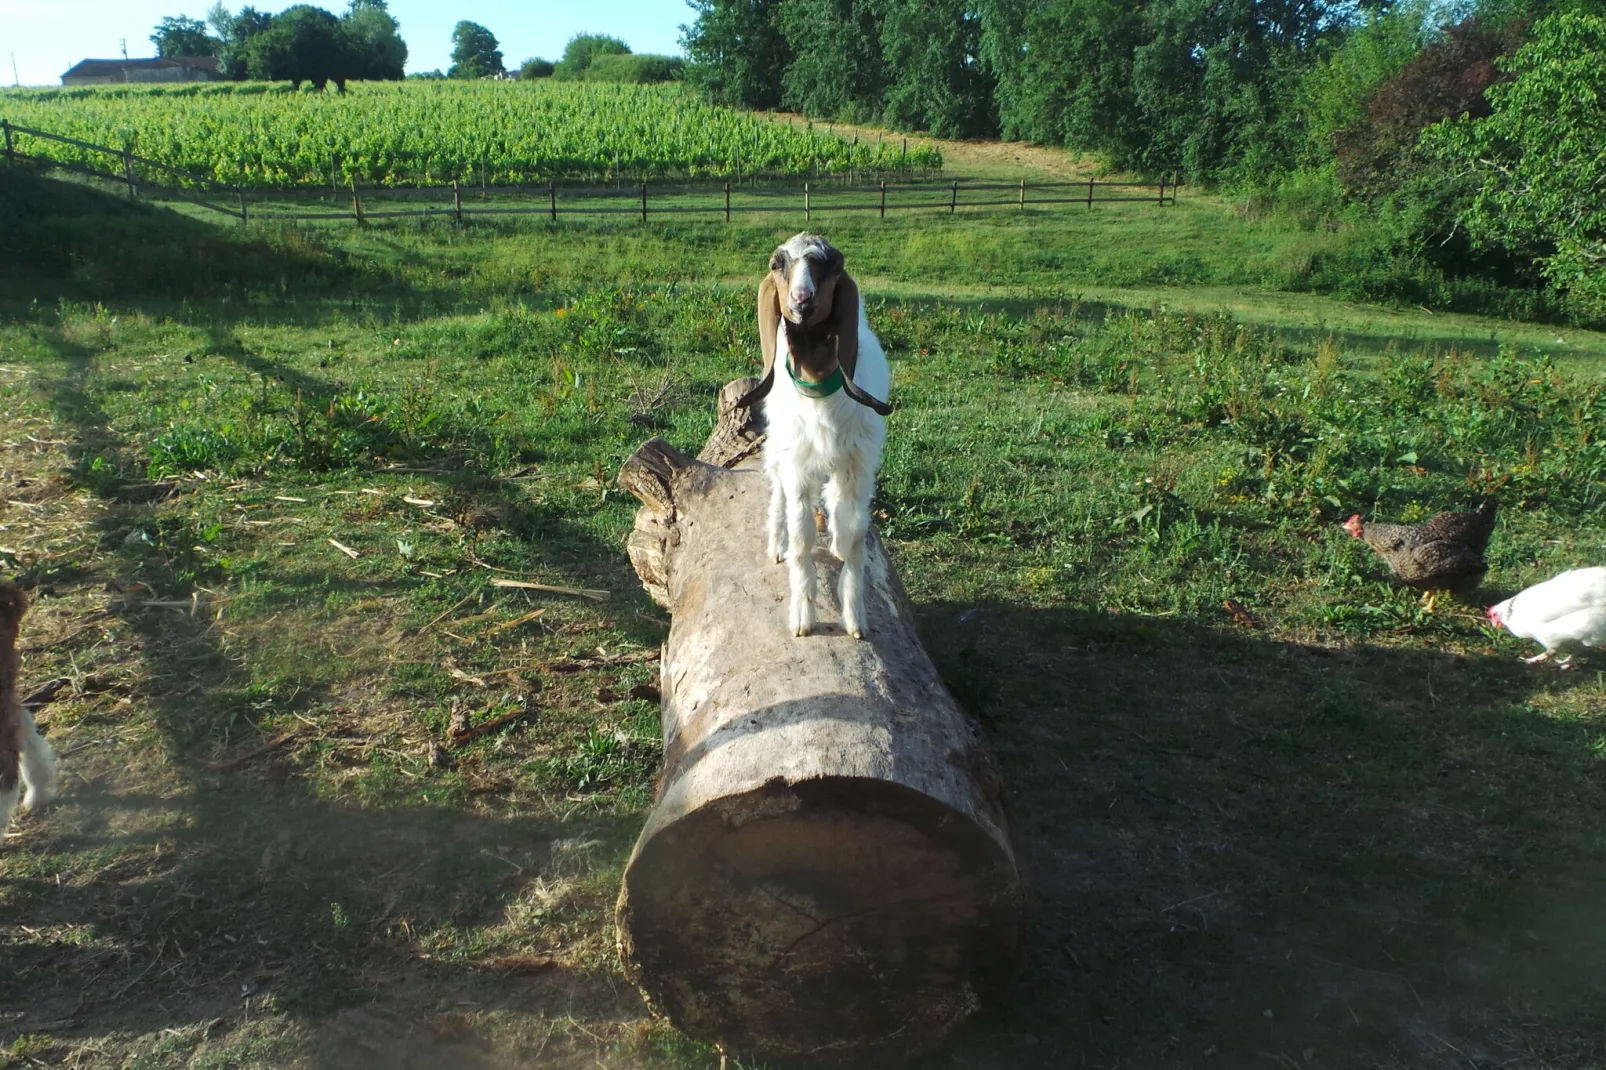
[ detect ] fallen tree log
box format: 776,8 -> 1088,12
614,378 -> 1024,1066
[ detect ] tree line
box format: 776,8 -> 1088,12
683,0 -> 1606,322
151,7 -> 684,88
150,2 -> 407,88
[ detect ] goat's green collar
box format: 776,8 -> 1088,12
787,358 -> 843,399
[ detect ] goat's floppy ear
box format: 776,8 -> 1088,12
733,272 -> 783,412
829,273 -> 860,382
757,271 -> 782,381
729,367 -> 774,412
830,274 -> 893,416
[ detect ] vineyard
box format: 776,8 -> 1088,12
0,80 -> 943,189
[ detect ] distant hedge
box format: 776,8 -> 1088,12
584,54 -> 685,84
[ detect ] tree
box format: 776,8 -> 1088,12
552,34 -> 631,80
207,4 -> 273,78
151,15 -> 221,58
343,0 -> 407,80
1433,13 -> 1606,318
520,57 -> 555,79
988,0 -> 1144,150
776,0 -> 886,121
1334,17 -> 1526,197
449,21 -> 504,78
877,0 -> 997,138
980,0 -> 1342,179
245,5 -> 357,90
681,0 -> 791,108
1293,0 -> 1434,170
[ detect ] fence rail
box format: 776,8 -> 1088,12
2,118 -> 1179,228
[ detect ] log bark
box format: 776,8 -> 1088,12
614,379 -> 1024,1066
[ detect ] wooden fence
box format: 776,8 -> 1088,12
3,119 -> 249,221
1,118 -> 1179,228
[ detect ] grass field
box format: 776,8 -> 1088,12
3,156 -> 1606,1070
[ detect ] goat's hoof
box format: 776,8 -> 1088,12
849,628 -> 865,640
794,624 -> 813,638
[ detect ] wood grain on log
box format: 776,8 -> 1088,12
614,381 -> 1023,1065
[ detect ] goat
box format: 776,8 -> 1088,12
733,233 -> 891,639
0,582 -> 58,835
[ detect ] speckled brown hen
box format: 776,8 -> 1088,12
1343,499 -> 1498,606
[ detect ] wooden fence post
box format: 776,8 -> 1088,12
1087,176 -> 1094,210
453,179 -> 462,223
351,179 -> 366,227
548,181 -> 557,222
724,181 -> 730,223
122,143 -> 137,200
2,121 -> 13,166
949,180 -> 958,216
1157,175 -> 1165,206
879,180 -> 886,220
804,182 -> 811,222
237,191 -> 248,225
1019,177 -> 1026,212
481,152 -> 488,197
640,182 -> 648,223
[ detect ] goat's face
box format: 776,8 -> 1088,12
769,233 -> 846,326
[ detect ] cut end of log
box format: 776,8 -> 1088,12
618,776 -> 1023,1065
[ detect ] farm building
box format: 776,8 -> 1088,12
61,57 -> 223,86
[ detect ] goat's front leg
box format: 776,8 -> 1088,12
827,472 -> 873,640
18,707 -> 57,810
766,472 -> 788,564
783,474 -> 819,637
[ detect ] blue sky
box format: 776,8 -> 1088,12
0,0 -> 691,86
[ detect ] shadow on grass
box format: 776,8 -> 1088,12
0,316 -> 652,1063
0,170 -> 420,325
908,600 -> 1606,1070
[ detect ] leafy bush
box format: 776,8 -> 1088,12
1429,13 -> 1606,323
552,33 -> 631,81
583,54 -> 685,84
1333,16 -> 1525,199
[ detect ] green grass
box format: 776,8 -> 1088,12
2,170 -> 1606,1069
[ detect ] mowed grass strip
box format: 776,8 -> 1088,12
1,172 -> 1605,1068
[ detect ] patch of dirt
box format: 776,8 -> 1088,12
0,369 -> 659,1070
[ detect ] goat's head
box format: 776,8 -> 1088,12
732,234 -> 891,416
768,233 -> 847,327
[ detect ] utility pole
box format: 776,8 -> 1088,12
10,53 -> 18,87
120,39 -> 129,83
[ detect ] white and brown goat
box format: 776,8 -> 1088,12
0,582 -> 58,835
734,233 -> 891,639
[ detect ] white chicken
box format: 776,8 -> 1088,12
1486,567 -> 1606,668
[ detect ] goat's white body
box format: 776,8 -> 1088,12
1,703 -> 58,834
763,303 -> 889,638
